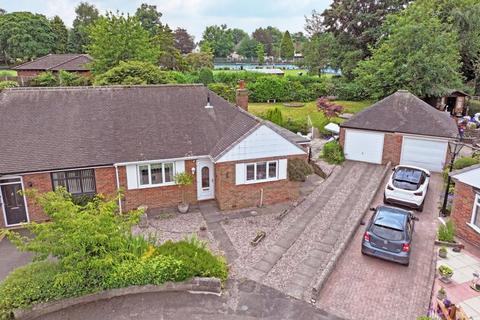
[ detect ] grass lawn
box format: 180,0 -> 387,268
0,70 -> 17,77
249,99 -> 372,132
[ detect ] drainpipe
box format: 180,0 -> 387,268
114,164 -> 123,214
259,188 -> 264,208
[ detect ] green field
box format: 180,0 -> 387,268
0,70 -> 17,77
249,99 -> 372,131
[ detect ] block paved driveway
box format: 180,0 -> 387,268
315,172 -> 441,320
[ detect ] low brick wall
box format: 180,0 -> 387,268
13,277 -> 221,320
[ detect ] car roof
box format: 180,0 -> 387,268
395,165 -> 429,174
374,206 -> 409,230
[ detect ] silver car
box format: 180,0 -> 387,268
361,205 -> 418,266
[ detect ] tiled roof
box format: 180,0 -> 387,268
341,90 -> 459,138
13,54 -> 92,71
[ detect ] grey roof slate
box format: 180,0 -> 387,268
0,85 -> 302,175
341,90 -> 459,138
13,54 -> 92,71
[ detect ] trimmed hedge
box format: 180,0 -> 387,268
321,140 -> 345,164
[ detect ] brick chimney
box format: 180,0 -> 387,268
236,80 -> 248,112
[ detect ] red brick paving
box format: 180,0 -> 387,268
315,173 -> 442,320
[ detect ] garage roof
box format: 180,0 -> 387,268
450,164 -> 480,189
341,90 -> 459,138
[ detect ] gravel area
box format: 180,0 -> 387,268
132,210 -> 220,254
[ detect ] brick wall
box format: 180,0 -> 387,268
451,182 -> 480,246
118,160 -> 198,212
20,173 -> 52,226
215,156 -> 305,210
95,167 -> 117,199
382,133 -> 402,165
339,127 -> 345,148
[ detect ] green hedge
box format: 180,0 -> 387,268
321,140 -> 345,164
468,100 -> 480,116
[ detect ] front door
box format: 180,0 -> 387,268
196,159 -> 215,200
1,179 -> 28,226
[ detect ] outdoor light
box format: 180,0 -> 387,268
441,139 -> 463,216
191,167 -> 196,175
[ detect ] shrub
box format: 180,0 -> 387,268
94,61 -> 175,85
468,99 -> 480,116
438,220 -> 455,242
208,83 -> 235,102
198,68 -> 214,85
264,108 -> 284,126
156,239 -> 228,281
320,140 -> 345,164
438,265 -> 453,277
31,72 -> 57,87
58,70 -> 91,86
283,118 -> 309,134
287,158 -> 313,182
248,77 -> 289,102
453,157 -> 480,170
0,81 -> 18,89
331,77 -> 366,101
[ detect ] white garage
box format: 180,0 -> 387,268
400,136 -> 448,172
339,90 -> 459,172
344,129 -> 384,164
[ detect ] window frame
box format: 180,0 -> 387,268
469,193 -> 480,234
244,160 -> 279,184
137,162 -> 176,188
51,169 -> 97,196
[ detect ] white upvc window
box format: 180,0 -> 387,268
138,162 -> 175,187
245,161 -> 278,183
469,194 -> 480,232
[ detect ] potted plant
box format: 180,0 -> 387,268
174,172 -> 194,214
437,287 -> 446,300
439,246 -> 448,258
439,265 -> 454,283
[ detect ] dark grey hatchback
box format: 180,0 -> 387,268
361,205 -> 417,266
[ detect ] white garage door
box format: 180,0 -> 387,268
344,129 -> 384,164
400,137 -> 448,172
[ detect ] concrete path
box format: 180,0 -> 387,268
0,229 -> 32,281
247,161 -> 389,301
40,279 -> 344,320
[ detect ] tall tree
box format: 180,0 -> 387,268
252,28 -> 274,56
135,3 -> 163,36
256,43 -> 265,65
303,33 -> 337,75
230,28 -> 248,45
354,6 -> 463,99
173,28 -> 195,54
154,25 -> 184,70
280,31 -> 294,60
87,12 -> 158,74
0,12 -> 56,63
237,35 -> 259,58
68,2 -> 99,53
50,16 -> 68,53
200,24 -> 234,57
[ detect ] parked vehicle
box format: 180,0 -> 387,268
384,165 -> 430,211
361,205 -> 418,266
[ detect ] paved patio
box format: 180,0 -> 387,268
434,247 -> 480,319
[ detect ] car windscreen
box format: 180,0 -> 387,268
392,167 -> 423,191
371,224 -> 404,241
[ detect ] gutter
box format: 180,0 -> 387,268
114,164 -> 122,214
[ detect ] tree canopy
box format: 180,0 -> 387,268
280,31 -> 294,60
354,4 -> 463,99
0,12 -> 56,63
50,15 -> 68,53
87,12 -> 158,74
135,3 -> 163,36
174,28 -> 195,54
67,2 -> 99,53
200,24 -> 234,57
237,35 -> 259,58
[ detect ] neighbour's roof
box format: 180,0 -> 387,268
450,164 -> 480,189
0,85 -> 303,175
13,54 -> 92,71
341,90 -> 459,139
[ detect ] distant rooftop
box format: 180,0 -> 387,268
13,54 -> 92,72
248,68 -> 285,75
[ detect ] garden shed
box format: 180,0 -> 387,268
339,90 -> 459,172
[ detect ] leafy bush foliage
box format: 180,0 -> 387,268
198,68 -> 214,85
0,81 -> 18,89
331,77 -> 366,101
317,97 -> 344,119
282,118 -> 309,134
0,189 -> 227,319
437,220 -> 455,243
453,157 -> 480,170
264,107 -> 284,126
94,61 -> 175,85
31,72 -> 58,87
208,83 -> 235,102
287,158 -> 313,182
58,70 -> 91,86
321,140 -> 345,164
468,99 -> 480,116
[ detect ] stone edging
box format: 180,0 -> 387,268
310,163 -> 392,303
14,277 -> 221,320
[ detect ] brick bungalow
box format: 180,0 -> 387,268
450,165 -> 480,246
339,90 -> 459,172
0,84 -> 309,228
12,54 -> 92,77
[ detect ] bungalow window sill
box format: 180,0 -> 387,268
467,223 -> 480,235
137,182 -> 176,189
244,178 -> 282,185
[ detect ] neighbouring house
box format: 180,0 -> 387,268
12,54 -> 93,77
450,165 -> 480,246
339,90 -> 459,172
0,84 -> 309,228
